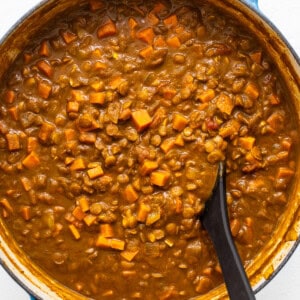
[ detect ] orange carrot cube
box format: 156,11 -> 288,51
244,82 -> 259,100
22,151 -> 40,169
197,89 -> 215,102
140,160 -> 158,176
89,92 -> 106,104
137,27 -> 155,45
166,36 -> 181,48
124,184 -> 139,203
97,20 -> 117,39
87,165 -> 104,179
70,157 -> 86,171
172,113 -> 188,131
37,81 -> 52,99
150,170 -> 170,187
131,109 -> 152,132
61,30 -> 77,44
6,133 -> 20,151
72,206 -> 86,221
163,14 -> 178,28
37,60 -> 53,78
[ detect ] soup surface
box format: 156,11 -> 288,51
0,0 -> 298,299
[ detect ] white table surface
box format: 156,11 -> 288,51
0,0 -> 299,299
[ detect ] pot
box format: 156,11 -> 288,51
0,0 -> 299,299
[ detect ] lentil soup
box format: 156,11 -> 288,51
0,0 -> 298,299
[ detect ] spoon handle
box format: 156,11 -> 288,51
202,162 -> 256,300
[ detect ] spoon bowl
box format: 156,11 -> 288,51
200,161 -> 256,300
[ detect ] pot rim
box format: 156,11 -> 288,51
0,0 -> 299,299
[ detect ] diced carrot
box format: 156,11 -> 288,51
37,60 -> 53,78
6,133 -> 20,151
150,170 -> 170,187
69,224 -> 81,240
110,239 -> 125,251
124,184 -> 139,203
20,206 -> 31,221
27,137 -> 38,153
37,81 -> 52,99
148,12 -> 159,25
83,214 -> 97,226
64,128 -> 76,141
153,35 -> 167,48
8,106 -> 19,121
216,93 -> 234,115
174,134 -> 184,146
128,17 -> 138,30
71,90 -> 86,102
72,206 -> 86,221
166,36 -> 181,48
268,93 -> 280,105
70,157 -> 86,171
120,250 -> 139,262
131,109 -> 152,132
139,46 -> 154,58
160,137 -> 176,154
87,165 -> 104,179
20,177 -> 32,191
22,151 -> 40,169
140,160 -> 158,176
197,89 -> 215,102
95,235 -> 111,248
137,203 -> 151,222
61,30 -> 77,44
4,90 -> 16,103
0,198 -> 13,213
67,101 -> 79,113
244,82 -> 259,100
79,132 -> 97,144
38,122 -> 55,143
219,119 -> 241,138
137,27 -> 155,45
249,50 -> 262,64
97,20 -> 117,39
89,0 -> 104,11
239,136 -> 255,150
100,224 -> 114,238
38,40 -> 51,57
163,14 -> 178,28
172,113 -> 188,131
89,92 -> 105,105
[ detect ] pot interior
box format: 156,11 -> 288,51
0,1 -> 299,299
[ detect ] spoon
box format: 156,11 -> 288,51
200,161 -> 256,300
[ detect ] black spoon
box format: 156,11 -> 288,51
200,161 -> 256,300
